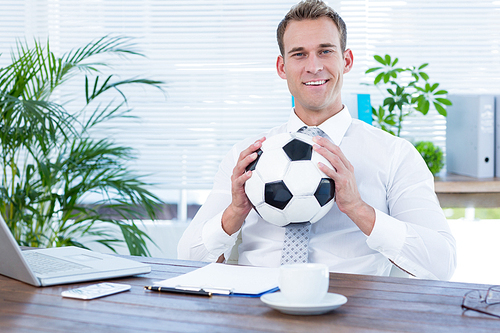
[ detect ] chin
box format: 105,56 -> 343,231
300,103 -> 330,113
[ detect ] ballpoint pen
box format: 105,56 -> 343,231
144,285 -> 212,297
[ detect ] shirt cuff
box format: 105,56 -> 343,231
202,211 -> 239,259
366,208 -> 407,258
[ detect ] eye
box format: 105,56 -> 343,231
321,49 -> 332,55
292,52 -> 304,57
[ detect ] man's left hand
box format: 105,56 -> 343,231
312,136 -> 376,235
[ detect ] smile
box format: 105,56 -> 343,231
304,80 -> 328,86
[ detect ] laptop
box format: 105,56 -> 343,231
0,216 -> 151,287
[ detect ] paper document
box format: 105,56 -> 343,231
155,263 -> 279,296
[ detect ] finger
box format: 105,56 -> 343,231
234,151 -> 259,178
233,168 -> 253,188
313,145 -> 354,184
313,143 -> 342,173
313,136 -> 352,171
232,169 -> 257,212
238,137 -> 265,163
317,160 -> 344,184
234,138 -> 265,177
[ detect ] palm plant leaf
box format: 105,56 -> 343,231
0,94 -> 76,148
85,75 -> 164,104
63,35 -> 142,68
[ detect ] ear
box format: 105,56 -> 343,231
276,55 -> 287,79
343,49 -> 354,74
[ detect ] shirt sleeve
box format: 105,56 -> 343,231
177,145 -> 241,262
366,140 -> 457,280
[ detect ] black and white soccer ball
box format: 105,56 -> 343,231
245,132 -> 335,227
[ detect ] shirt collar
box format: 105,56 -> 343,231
287,106 -> 352,145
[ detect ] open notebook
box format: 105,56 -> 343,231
0,216 -> 151,287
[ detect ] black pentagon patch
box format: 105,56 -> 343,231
245,149 -> 263,172
283,138 -> 313,161
265,180 -> 293,210
314,178 -> 335,207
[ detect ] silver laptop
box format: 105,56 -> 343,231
0,216 -> 151,286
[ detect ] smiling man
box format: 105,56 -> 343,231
276,16 -> 351,126
178,0 -> 457,280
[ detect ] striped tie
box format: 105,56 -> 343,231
280,126 -> 327,265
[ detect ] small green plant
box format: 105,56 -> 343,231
414,141 -> 444,176
366,54 -> 452,137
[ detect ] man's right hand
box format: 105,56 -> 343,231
221,137 -> 265,236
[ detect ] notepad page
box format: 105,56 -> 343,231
155,263 -> 279,295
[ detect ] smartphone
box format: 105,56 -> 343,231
61,282 -> 131,300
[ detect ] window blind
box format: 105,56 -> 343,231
0,0 -> 298,203
1,0 -> 500,205
334,0 -> 500,152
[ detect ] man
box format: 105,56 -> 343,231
178,0 -> 456,280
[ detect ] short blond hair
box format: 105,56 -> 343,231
277,0 -> 347,56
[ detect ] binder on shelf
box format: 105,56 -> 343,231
496,95 -> 500,177
342,93 -> 372,124
357,94 -> 372,124
446,94 -> 495,178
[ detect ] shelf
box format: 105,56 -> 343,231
434,173 -> 500,208
435,174 -> 500,193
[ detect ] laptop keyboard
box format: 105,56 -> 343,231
23,251 -> 91,275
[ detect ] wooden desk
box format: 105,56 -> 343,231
435,173 -> 500,208
1,257 -> 498,332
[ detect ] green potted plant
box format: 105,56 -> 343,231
365,54 -> 452,137
365,54 -> 450,175
414,141 -> 444,176
0,36 -> 164,256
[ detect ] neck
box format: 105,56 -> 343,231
294,105 -> 344,126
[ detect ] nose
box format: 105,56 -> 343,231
305,54 -> 323,74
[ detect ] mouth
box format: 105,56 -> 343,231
303,80 -> 328,86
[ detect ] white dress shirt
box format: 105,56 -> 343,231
177,107 -> 457,280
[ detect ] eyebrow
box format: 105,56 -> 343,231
287,44 -> 338,55
320,43 -> 337,49
287,47 -> 305,55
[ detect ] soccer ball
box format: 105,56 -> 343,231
245,132 -> 335,227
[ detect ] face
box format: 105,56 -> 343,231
276,17 -> 353,125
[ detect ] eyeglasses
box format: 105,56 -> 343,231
462,285 -> 500,319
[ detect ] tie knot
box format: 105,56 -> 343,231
297,126 -> 327,138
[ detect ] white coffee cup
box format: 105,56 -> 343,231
279,263 -> 329,304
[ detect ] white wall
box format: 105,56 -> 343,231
448,219 -> 500,285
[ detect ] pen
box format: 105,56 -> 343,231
144,285 -> 212,297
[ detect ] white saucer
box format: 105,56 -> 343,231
260,292 -> 347,315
